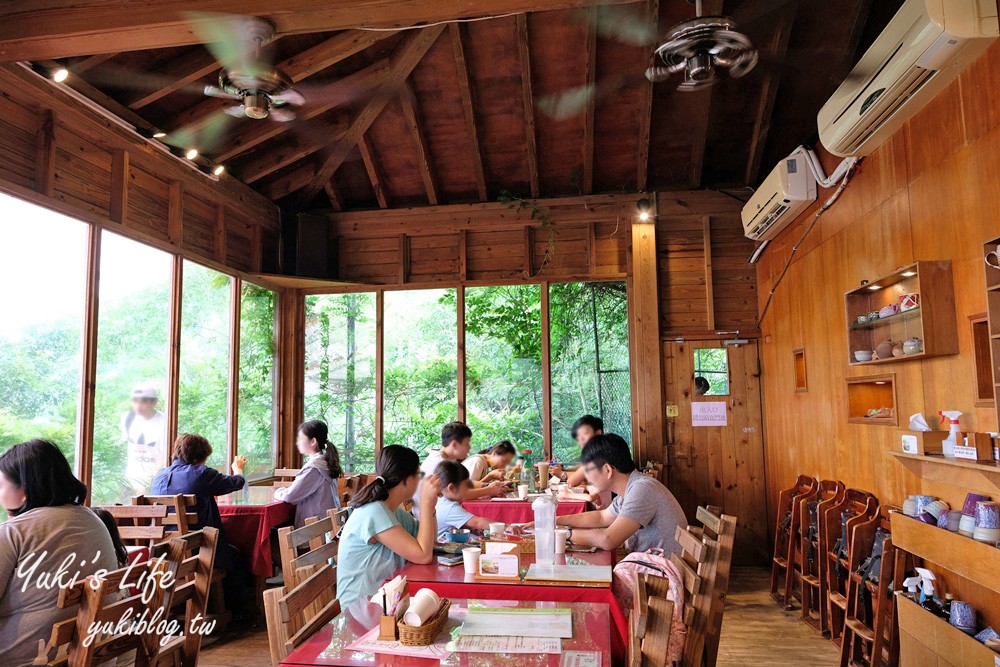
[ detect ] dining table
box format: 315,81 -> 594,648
397,548 -> 628,664
460,496 -> 590,524
217,484 -> 295,578
279,597 -> 612,666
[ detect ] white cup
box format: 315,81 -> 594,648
517,484 -> 529,499
462,547 -> 481,575
489,522 -> 506,536
554,529 -> 568,554
403,588 -> 441,627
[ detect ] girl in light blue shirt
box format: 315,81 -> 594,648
336,445 -> 441,609
434,460 -> 492,539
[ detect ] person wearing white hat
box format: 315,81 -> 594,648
120,382 -> 167,495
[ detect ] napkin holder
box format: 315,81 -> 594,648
377,580 -> 409,641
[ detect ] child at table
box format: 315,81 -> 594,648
462,440 -> 517,484
336,445 -> 442,609
434,460 -> 493,539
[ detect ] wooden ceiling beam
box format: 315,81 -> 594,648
636,0 -> 659,191
0,0 -> 635,61
582,6 -> 597,195
237,116 -> 348,184
167,30 -> 397,135
398,81 -> 438,205
125,49 -> 218,110
744,6 -> 797,184
324,179 -> 344,211
211,60 -> 390,163
294,25 -> 445,208
72,53 -> 116,73
260,160 -> 317,200
449,23 -> 488,201
515,14 -> 539,199
357,133 -> 389,208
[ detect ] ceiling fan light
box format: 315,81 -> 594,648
243,93 -> 270,120
685,53 -> 715,82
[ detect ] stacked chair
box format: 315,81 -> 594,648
825,489 -> 878,642
770,475 -> 818,608
799,480 -> 845,630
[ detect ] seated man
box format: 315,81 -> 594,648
547,433 -> 686,554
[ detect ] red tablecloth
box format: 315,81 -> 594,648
460,498 -> 589,524
218,488 -> 295,578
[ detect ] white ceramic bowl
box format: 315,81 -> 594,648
854,350 -> 873,362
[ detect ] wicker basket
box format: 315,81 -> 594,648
397,598 -> 451,646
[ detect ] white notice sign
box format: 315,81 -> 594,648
692,401 -> 727,427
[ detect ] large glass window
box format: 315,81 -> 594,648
177,261 -> 232,471
304,293 -> 377,473
92,231 -> 172,505
0,194 -> 87,470
384,289 -> 458,457
463,285 -> 543,454
239,283 -> 277,479
549,281 -> 631,466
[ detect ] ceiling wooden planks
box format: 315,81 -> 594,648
21,1 -> 902,212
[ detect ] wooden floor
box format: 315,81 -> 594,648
200,567 -> 840,666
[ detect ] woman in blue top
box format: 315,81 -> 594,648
336,445 -> 441,609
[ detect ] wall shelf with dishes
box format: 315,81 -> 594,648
844,261 -> 958,367
846,373 -> 897,426
983,236 -> 1000,431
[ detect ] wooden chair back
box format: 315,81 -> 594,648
825,489 -> 878,641
151,528 -> 220,667
770,474 -> 817,607
278,514 -> 340,590
94,503 -> 168,547
37,533 -> 197,667
799,480 -> 844,627
674,505 -> 737,667
132,493 -> 198,537
628,571 -> 675,667
263,563 -> 342,666
339,474 -> 362,505
273,468 -> 301,489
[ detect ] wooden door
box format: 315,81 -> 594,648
663,339 -> 768,565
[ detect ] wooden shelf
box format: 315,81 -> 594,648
890,512 -> 1000,595
849,351 -> 929,367
890,452 -> 1000,495
846,374 -> 897,426
896,595 -> 1000,665
849,307 -> 922,330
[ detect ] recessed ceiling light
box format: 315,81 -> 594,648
152,131 -> 166,139
867,284 -> 882,290
52,68 -> 69,83
638,211 -> 650,221
212,165 -> 225,176
901,271 -> 917,277
185,148 -> 198,160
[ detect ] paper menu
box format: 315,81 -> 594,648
448,635 -> 562,654
345,626 -> 452,660
460,608 -> 573,638
560,651 -> 602,667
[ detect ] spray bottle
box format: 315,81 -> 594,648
939,411 -> 963,458
904,567 -> 944,616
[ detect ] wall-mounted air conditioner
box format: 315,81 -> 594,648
741,148 -> 817,241
818,0 -> 998,157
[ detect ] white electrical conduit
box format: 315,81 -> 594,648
801,146 -> 859,189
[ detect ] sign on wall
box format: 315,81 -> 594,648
692,401 -> 727,427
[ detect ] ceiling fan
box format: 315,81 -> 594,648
195,15 -> 304,122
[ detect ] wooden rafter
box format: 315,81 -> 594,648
398,81 -> 438,205
636,0 -> 659,191
125,49 -> 218,110
744,7 -> 797,184
294,25 -> 445,208
357,133 -> 388,208
448,22 -> 488,201
0,0 -> 635,61
515,14 -> 539,198
261,160 -> 317,200
582,6 -> 597,195
212,60 -> 389,163
237,115 -> 348,184
167,29 -> 398,135
72,53 -> 115,73
324,179 -> 344,211
684,0 -> 722,187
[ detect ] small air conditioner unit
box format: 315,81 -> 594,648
741,148 -> 817,241
818,0 -> 998,157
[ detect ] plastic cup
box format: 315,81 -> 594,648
489,522 -> 506,536
554,528 -> 568,554
403,588 -> 441,627
462,547 -> 481,575
538,463 -> 549,489
517,484 -> 529,499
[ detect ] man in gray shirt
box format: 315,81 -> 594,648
543,433 -> 687,554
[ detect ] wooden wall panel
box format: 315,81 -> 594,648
756,41 -> 1000,628
52,126 -> 112,219
125,164 -> 169,241
181,194 -> 216,259
225,211 -> 254,272
0,92 -> 38,189
408,233 -> 460,282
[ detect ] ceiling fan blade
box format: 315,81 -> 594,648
272,88 -> 305,106
584,5 -> 659,46
160,109 -> 235,155
269,108 -> 297,122
536,71 -> 643,120
204,85 -> 241,100
184,12 -> 272,77
223,104 -> 246,117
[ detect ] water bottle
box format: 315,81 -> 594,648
523,448 -> 536,492
532,495 -> 557,565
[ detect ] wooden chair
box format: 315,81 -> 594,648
825,489 -> 878,642
263,563 -> 342,666
840,505 -> 901,667
628,571 -> 675,667
94,503 -> 168,547
800,480 -> 844,631
277,512 -> 341,590
770,475 -> 817,609
274,467 -> 302,489
673,506 -> 737,667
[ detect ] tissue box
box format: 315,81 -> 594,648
899,430 -> 947,455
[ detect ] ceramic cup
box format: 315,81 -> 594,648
517,484 -> 529,500
949,601 -> 976,634
975,500 -> 1000,529
986,244 -> 1000,270
554,528 -> 568,554
914,495 -> 935,515
902,497 -> 918,517
462,547 -> 482,575
962,492 -> 991,516
489,522 -> 506,537
915,512 -> 936,525
944,510 -> 963,532
959,513 -> 977,537
975,627 -> 1000,643
924,500 -> 950,521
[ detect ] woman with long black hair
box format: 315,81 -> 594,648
275,419 -> 344,527
335,445 -> 440,608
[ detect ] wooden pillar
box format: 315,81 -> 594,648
541,281 -> 553,459
77,224 -> 101,496
166,254 -> 183,457
374,290 -> 385,451
457,285 -> 467,422
276,289 -> 305,468
628,204 -> 665,470
226,277 -> 242,465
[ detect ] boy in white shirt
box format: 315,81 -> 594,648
412,421 -> 505,518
